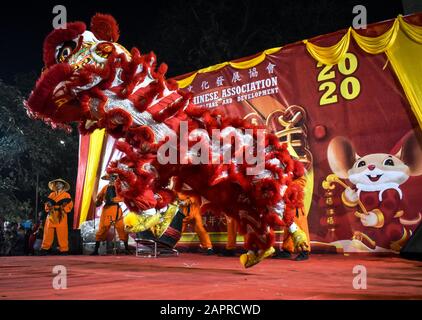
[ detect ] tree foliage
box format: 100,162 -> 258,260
154,0 -> 400,78
0,75 -> 78,222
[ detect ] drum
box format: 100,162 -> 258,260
127,202 -> 184,248
156,210 -> 185,248
136,229 -> 156,240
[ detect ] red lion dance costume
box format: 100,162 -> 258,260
25,14 -> 308,267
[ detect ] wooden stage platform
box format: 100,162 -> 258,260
1,253 -> 422,299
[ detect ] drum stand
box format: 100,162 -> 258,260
134,206 -> 183,258
134,238 -> 179,258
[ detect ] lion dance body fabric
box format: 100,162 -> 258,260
25,14 -> 307,267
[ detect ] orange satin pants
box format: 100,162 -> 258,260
95,205 -> 128,242
41,214 -> 69,252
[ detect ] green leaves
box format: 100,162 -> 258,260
0,76 -> 78,222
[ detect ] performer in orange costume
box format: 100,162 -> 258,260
274,175 -> 310,260
178,191 -> 214,255
41,179 -> 73,255
91,174 -> 130,255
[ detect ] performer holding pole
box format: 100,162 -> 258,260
40,179 -> 73,255
91,174 -> 130,255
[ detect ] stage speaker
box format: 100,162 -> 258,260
400,223 -> 422,261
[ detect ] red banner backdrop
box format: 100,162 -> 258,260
173,17 -> 422,253
75,14 -> 422,253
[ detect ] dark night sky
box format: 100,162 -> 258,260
0,0 -> 405,84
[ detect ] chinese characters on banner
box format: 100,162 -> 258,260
176,32 -> 422,253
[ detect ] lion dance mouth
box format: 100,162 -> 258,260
25,13 -> 306,267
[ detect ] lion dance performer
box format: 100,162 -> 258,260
91,173 -> 130,255
178,190 -> 214,255
25,14 -> 307,267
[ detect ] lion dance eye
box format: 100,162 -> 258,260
56,41 -> 77,63
95,42 -> 114,59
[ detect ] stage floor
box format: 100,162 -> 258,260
1,253 -> 421,299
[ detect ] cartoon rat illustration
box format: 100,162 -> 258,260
327,132 -> 422,251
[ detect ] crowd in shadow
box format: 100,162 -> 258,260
0,214 -> 44,256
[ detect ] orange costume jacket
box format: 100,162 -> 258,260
42,191 -> 73,252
